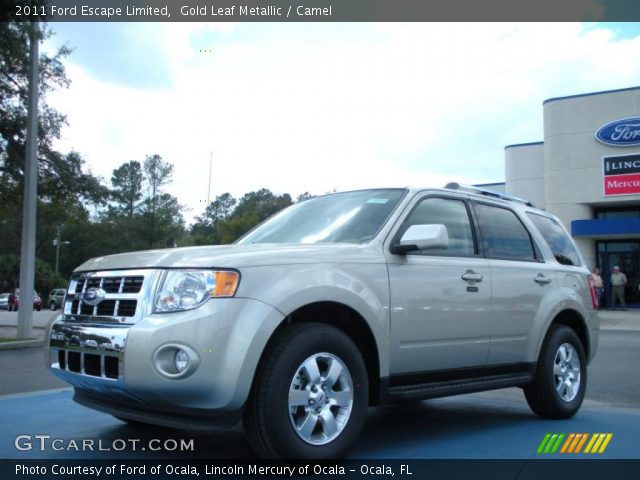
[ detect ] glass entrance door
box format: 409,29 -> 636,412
597,241 -> 640,308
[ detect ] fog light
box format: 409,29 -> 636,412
174,349 -> 189,373
153,343 -> 200,378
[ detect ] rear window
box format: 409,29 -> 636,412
475,204 -> 536,261
527,213 -> 581,266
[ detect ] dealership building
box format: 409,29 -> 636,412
487,86 -> 640,307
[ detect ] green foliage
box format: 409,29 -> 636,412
0,254 -> 65,294
190,189 -> 294,245
0,20 -> 307,287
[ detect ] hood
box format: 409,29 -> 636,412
74,242 -> 383,272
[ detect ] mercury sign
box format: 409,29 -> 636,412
596,117 -> 640,146
604,155 -> 640,196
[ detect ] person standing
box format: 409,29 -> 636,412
591,268 -> 604,309
610,266 -> 627,310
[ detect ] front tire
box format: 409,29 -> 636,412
50,302 -> 57,311
524,325 -> 587,419
244,323 -> 369,459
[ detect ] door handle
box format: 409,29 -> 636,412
534,274 -> 552,285
461,271 -> 483,283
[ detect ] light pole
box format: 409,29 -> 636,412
17,21 -> 39,339
53,227 -> 70,277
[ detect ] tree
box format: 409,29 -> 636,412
214,189 -> 293,244
0,20 -> 108,279
296,192 -> 314,202
190,192 -> 237,245
110,160 -> 143,219
142,154 -> 174,247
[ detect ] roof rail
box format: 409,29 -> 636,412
445,182 -> 534,207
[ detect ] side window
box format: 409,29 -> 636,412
475,204 -> 536,261
527,213 -> 581,266
400,197 -> 476,257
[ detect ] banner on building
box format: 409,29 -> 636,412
603,155 -> 640,196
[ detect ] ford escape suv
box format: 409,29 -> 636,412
47,183 -> 599,459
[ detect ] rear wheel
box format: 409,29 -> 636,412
50,302 -> 57,311
524,325 -> 586,419
244,323 -> 368,459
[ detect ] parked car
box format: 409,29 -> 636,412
9,291 -> 42,311
47,184 -> 599,459
48,288 -> 66,311
0,293 -> 10,310
7,289 -> 19,311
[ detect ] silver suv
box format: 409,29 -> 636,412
47,184 -> 599,459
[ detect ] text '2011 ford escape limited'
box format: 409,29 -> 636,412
47,183 -> 599,459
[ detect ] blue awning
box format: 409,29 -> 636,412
572,217 -> 640,237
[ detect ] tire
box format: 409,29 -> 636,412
50,302 -> 57,311
524,324 -> 587,419
244,323 -> 369,459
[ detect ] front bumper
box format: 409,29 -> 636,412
47,297 -> 284,429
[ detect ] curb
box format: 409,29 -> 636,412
0,339 -> 44,350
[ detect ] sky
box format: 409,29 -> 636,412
43,22 -> 640,224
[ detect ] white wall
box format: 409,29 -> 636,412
505,143 -> 545,209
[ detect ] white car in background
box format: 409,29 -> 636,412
0,293 -> 9,310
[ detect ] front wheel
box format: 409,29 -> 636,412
244,323 -> 369,459
524,325 -> 587,419
50,302 -> 57,311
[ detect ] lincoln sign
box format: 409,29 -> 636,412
604,155 -> 640,196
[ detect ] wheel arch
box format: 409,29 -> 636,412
258,301 -> 383,406
545,309 -> 590,360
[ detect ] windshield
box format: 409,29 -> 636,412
238,189 -> 406,244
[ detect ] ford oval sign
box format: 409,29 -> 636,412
596,117 -> 640,147
81,287 -> 106,306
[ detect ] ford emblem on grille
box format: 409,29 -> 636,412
81,287 -> 106,306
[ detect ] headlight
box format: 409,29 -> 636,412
154,269 -> 240,313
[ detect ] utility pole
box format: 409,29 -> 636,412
207,151 -> 213,205
53,226 -> 70,276
17,22 -> 39,339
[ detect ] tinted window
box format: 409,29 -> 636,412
400,197 -> 475,256
476,204 -> 535,261
527,213 -> 581,266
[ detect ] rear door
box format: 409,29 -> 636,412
386,194 -> 492,374
472,202 -> 555,365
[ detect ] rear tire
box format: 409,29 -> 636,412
524,325 -> 587,419
244,323 -> 368,459
50,302 -> 57,311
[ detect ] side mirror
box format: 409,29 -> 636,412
391,224 -> 449,254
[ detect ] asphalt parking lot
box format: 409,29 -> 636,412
0,311 -> 639,460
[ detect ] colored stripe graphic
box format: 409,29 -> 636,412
585,433 -> 614,454
537,434 -> 551,453
598,434 -> 613,453
537,433 -> 565,453
575,433 -> 589,453
538,433 -> 613,454
560,433 -> 575,453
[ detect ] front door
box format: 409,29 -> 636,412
387,195 -> 492,375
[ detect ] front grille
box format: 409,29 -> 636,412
70,299 -> 137,317
74,275 -> 143,295
57,349 -> 119,379
65,271 -> 152,322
